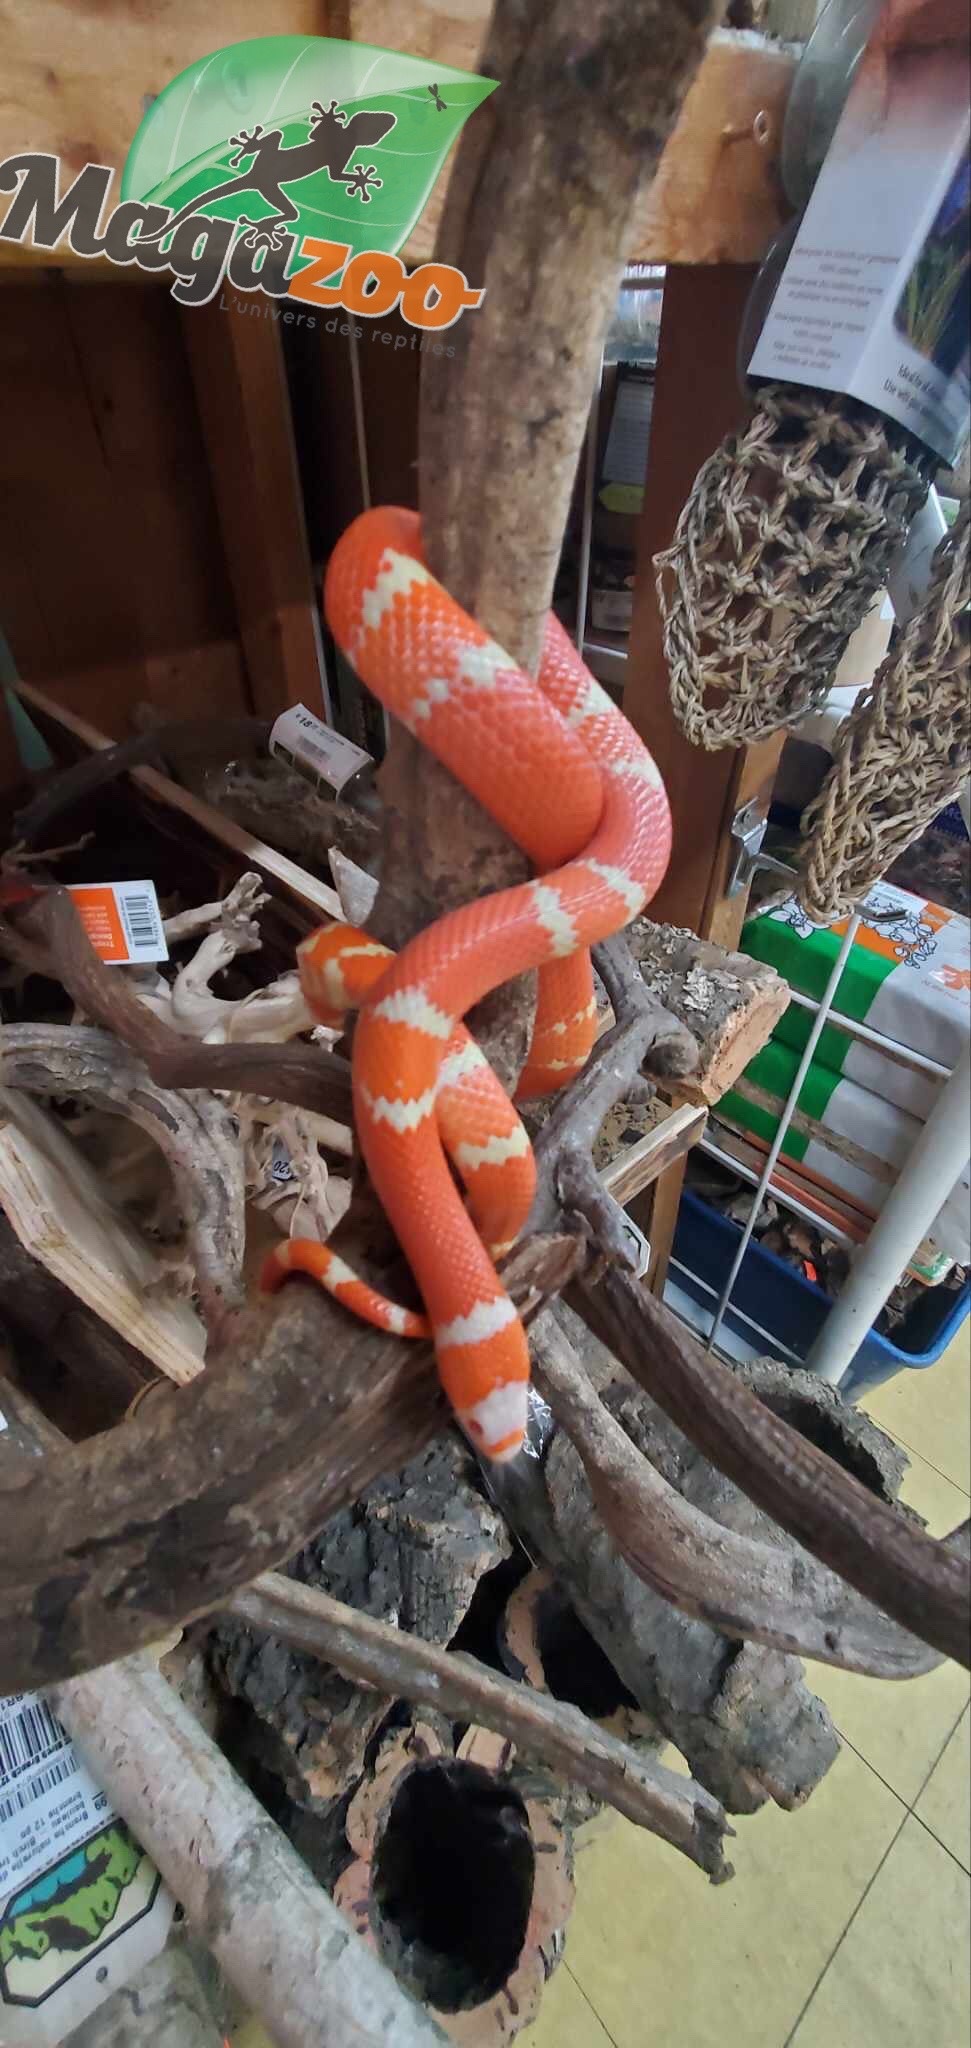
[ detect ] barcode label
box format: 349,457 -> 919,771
0,1696 -> 65,1783
121,891 -> 161,950
0,1688 -> 112,1895
69,881 -> 168,965
270,703 -> 372,795
0,1753 -> 78,1825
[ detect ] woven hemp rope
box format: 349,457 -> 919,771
798,496 -> 970,925
655,385 -> 934,751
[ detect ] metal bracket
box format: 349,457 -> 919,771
727,795 -> 769,897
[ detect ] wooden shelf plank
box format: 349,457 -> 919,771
0,19 -> 795,273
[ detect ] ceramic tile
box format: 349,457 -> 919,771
790,1814 -> 970,2048
805,1450 -> 970,1802
914,1708 -> 970,1873
864,1324 -> 971,1493
561,1742 -> 903,2048
520,1962 -> 616,2048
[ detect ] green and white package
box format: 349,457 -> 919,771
0,1688 -> 174,2046
730,883 -> 971,1261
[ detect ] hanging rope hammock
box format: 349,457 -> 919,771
655,384 -> 935,750
798,496 -> 970,923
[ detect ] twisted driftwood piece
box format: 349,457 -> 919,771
0,891 -> 353,1121
0,1023 -> 244,1332
573,1268 -> 971,1669
529,1309 -> 950,1676
230,1573 -> 732,1881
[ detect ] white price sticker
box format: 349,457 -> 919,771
68,881 -> 168,966
0,1692 -> 111,1894
270,703 -> 372,795
619,1216 -> 651,1280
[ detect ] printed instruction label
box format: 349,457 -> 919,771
69,881 -> 168,966
748,13 -> 970,464
270,702 -> 373,796
0,1693 -> 111,1895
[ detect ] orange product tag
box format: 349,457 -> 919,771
69,881 -> 168,965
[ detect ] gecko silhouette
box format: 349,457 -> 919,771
138,98 -> 397,251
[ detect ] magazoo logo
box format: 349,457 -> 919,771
0,35 -> 495,325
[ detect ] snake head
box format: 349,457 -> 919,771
297,922 -> 392,1024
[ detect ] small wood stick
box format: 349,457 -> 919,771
230,1572 -> 734,1883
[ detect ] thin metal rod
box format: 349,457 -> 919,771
697,1133 -> 855,1248
348,329 -> 371,512
805,1054 -> 971,1386
668,1258 -> 806,1364
576,356 -> 602,650
704,912 -> 862,1352
786,987 -> 949,1083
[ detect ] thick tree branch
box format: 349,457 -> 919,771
0,1235 -> 580,1690
573,1269 -> 971,1669
230,1572 -> 733,1882
374,0 -> 720,1091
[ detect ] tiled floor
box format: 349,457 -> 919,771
523,1327 -> 971,2048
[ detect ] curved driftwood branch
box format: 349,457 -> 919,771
0,891 -> 353,1120
573,1269 -> 971,1669
0,1236 -> 579,1690
530,1311 -> 949,1678
230,1573 -> 733,1882
0,1023 -> 244,1331
529,931 -> 698,1249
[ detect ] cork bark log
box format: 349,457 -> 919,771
623,918 -> 790,1104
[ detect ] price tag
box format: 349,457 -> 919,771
69,881 -> 168,965
270,702 -> 373,796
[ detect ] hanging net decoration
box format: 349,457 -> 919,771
655,384 -> 935,751
798,496 -> 970,925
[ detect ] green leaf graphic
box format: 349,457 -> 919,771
122,36 -> 496,263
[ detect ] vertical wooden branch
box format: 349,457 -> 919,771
372,0 -> 722,1085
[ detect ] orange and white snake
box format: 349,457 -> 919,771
262,506 -> 671,1460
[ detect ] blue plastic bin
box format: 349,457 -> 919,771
671,1188 -> 970,1399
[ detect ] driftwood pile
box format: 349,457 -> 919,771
0,754 -> 965,2044
0,2 -> 969,2043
